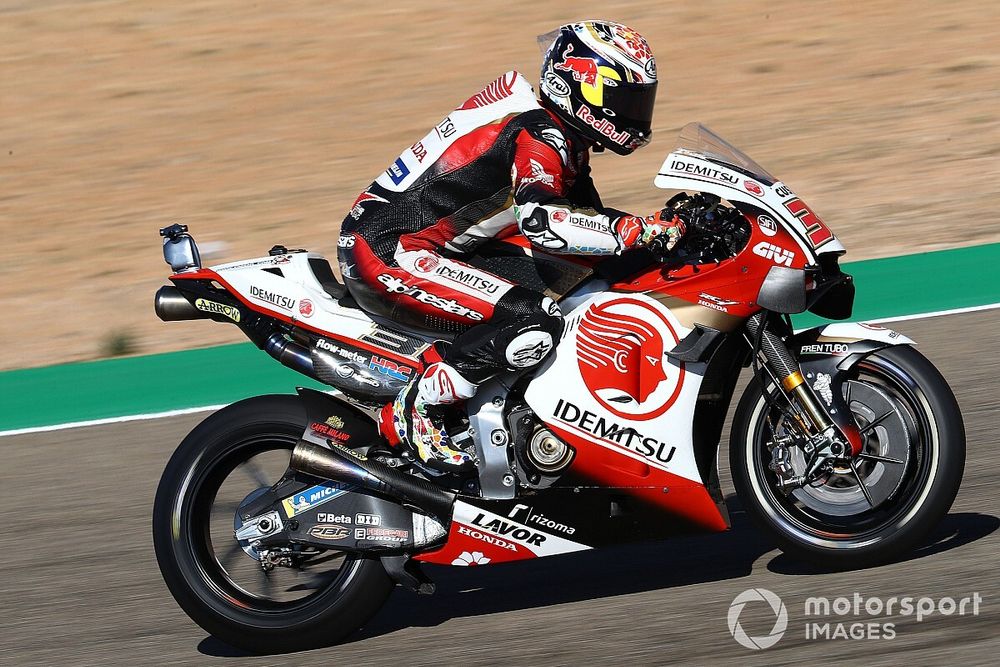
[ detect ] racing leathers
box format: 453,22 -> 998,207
338,71 -> 683,470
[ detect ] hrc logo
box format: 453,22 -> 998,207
369,355 -> 412,382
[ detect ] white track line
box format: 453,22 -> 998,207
2,302 -> 998,438
853,302 -> 1000,325
0,404 -> 226,438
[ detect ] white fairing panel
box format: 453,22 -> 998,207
210,253 -> 425,353
451,501 -> 590,558
524,292 -> 707,484
816,322 -> 915,345
654,151 -> 846,260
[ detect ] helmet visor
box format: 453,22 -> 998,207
603,80 -> 657,136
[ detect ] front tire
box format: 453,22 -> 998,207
730,346 -> 965,569
152,394 -> 394,653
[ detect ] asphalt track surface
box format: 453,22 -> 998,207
3,310 -> 998,666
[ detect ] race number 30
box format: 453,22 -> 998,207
784,198 -> 834,248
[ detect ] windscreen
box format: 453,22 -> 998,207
673,123 -> 777,184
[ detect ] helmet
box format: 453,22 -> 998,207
538,21 -> 658,155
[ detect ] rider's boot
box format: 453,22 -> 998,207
380,361 -> 478,472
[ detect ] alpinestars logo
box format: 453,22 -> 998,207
505,330 -> 553,368
377,274 -> 484,321
539,128 -> 569,165
576,298 -> 685,420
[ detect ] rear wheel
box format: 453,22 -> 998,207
730,346 -> 965,569
152,395 -> 394,653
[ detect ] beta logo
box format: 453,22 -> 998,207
744,180 -> 765,197
752,242 -> 795,267
576,298 -> 685,421
298,299 -> 314,318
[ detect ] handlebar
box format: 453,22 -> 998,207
655,193 -> 750,265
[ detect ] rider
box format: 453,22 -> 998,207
338,21 -> 685,471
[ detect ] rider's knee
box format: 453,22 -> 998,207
494,291 -> 563,370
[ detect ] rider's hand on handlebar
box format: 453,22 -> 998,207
640,210 -> 686,252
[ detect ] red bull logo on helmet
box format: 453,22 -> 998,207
576,298 -> 686,421
554,44 -> 599,87
575,104 -> 633,148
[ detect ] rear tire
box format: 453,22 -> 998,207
730,346 -> 965,569
152,394 -> 394,653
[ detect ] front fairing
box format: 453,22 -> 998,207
654,123 -> 845,263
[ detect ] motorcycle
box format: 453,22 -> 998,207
152,123 -> 965,653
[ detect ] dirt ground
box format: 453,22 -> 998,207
1,0 -> 998,370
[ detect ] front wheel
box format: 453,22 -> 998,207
730,346 -> 965,569
152,394 -> 394,653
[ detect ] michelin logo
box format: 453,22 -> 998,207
281,482 -> 351,518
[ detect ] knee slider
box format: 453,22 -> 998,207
497,296 -> 563,369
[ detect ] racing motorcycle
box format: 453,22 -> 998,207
152,123 -> 965,653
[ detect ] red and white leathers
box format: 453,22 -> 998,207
339,71 -> 682,469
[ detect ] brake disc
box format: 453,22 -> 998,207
788,380 -> 911,516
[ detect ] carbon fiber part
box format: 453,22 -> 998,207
746,312 -> 799,378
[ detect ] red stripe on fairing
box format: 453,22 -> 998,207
547,422 -> 729,532
414,521 -> 538,566
170,269 -> 422,368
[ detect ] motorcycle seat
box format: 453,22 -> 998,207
307,257 -> 347,300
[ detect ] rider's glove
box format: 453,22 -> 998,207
640,210 -> 686,250
614,210 -> 686,251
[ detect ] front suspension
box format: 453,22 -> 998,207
745,312 -> 863,461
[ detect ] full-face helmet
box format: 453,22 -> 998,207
538,21 -> 658,155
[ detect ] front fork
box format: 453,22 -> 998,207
744,313 -> 863,486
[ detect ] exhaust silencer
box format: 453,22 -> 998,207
265,334 -> 315,378
290,440 -> 455,520
154,286 -> 205,322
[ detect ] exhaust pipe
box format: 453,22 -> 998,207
154,286 -> 205,321
264,333 -> 315,378
290,440 -> 456,520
